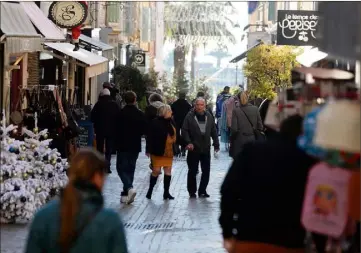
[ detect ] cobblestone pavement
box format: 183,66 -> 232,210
1,144 -> 232,253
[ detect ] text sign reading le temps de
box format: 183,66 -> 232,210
277,10 -> 319,46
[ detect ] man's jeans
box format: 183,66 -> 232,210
116,152 -> 139,195
187,151 -> 211,195
96,135 -> 114,170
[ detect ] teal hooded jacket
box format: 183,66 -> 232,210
25,181 -> 128,253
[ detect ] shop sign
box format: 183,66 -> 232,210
48,2 -> 88,29
277,10 -> 319,46
133,51 -> 146,67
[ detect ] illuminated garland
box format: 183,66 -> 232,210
164,2 -> 237,48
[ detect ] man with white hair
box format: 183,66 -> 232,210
182,97 -> 220,198
91,88 -> 121,173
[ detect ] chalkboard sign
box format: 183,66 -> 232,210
77,120 -> 94,147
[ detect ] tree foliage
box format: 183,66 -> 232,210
243,45 -> 300,100
112,65 -> 147,99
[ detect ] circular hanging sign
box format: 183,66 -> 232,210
48,2 -> 88,29
134,54 -> 144,64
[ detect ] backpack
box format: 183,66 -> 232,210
301,162 -> 351,238
216,94 -> 230,118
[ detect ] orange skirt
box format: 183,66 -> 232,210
151,155 -> 173,168
226,241 -> 304,253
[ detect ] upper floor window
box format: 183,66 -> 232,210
107,2 -> 120,23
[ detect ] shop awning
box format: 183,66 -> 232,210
0,2 -> 42,53
229,41 -> 263,63
78,35 -> 114,60
20,2 -> 65,41
296,47 -> 328,67
44,42 -> 109,78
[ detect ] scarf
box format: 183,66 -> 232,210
159,117 -> 175,136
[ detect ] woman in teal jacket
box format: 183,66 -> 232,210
25,149 -> 128,253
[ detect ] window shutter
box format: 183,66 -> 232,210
141,7 -> 151,42
122,2 -> 134,35
107,2 -> 120,23
150,7 -> 156,41
268,2 -> 276,22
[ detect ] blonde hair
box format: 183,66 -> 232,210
239,91 -> 249,105
59,148 -> 106,253
158,104 -> 172,117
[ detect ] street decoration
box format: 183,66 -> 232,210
164,2 -> 236,49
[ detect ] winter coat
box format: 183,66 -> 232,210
116,104 -> 147,153
25,181 -> 128,253
171,98 -> 192,127
146,117 -> 176,156
91,95 -> 121,137
181,110 -> 220,154
220,134 -> 318,249
230,103 -> 263,158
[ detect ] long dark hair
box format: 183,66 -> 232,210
59,148 -> 106,252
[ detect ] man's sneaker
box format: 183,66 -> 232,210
120,195 -> 128,203
127,188 -> 137,204
198,192 -> 210,198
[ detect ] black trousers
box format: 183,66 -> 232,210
96,134 -> 114,170
187,151 -> 211,195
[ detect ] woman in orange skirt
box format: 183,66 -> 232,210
145,104 -> 176,200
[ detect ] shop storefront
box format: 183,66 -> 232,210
43,42 -> 109,106
0,2 -> 42,120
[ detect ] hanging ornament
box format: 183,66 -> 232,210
56,158 -> 62,163
12,128 -> 18,134
33,128 -> 38,134
44,133 -> 48,139
34,151 -> 39,157
20,197 -> 27,203
36,187 -> 42,193
31,144 -> 36,149
48,172 -> 53,178
22,173 -> 28,180
9,147 -> 16,153
21,145 -> 26,151
51,159 -> 56,165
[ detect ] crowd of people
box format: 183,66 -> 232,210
23,84 -> 359,253
90,87 -> 227,204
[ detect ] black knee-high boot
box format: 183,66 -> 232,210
163,175 -> 174,200
146,175 -> 158,199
